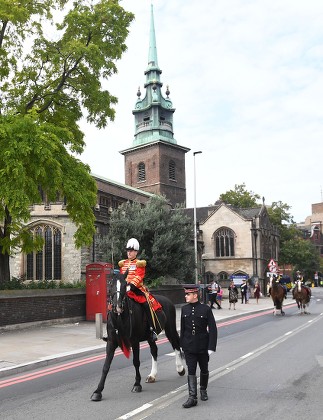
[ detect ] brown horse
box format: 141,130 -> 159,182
292,280 -> 311,314
269,276 -> 285,316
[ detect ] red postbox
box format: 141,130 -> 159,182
86,262 -> 113,321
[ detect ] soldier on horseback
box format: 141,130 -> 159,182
118,238 -> 161,342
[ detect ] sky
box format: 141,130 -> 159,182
79,0 -> 323,223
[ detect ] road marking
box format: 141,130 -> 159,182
118,404 -> 153,419
116,312 -> 323,420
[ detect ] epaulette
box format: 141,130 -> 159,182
136,260 -> 146,268
118,260 -> 125,268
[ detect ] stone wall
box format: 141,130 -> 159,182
0,286 -> 185,329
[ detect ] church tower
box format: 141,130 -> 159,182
120,5 -> 190,207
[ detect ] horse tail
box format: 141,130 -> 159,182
115,314 -> 131,358
155,295 -> 182,354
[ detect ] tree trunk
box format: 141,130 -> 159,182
0,249 -> 10,285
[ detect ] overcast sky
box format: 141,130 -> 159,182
79,0 -> 323,223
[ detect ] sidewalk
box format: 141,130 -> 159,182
0,296 -> 292,378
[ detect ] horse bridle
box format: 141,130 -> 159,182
108,277 -> 130,315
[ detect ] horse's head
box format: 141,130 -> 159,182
295,279 -> 302,291
108,270 -> 129,315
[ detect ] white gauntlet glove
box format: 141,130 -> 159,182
208,350 -> 214,356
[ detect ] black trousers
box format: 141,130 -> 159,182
184,351 -> 209,376
209,293 -> 221,308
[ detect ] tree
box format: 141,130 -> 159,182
218,183 -> 261,208
98,196 -> 195,284
279,237 -> 320,280
0,1 -> 134,283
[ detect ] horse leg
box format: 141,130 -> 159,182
91,340 -> 117,401
131,341 -> 142,393
175,349 -> 186,376
163,315 -> 185,376
146,339 -> 158,383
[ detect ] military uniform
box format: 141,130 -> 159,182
118,258 -> 161,311
180,285 -> 217,408
180,301 -> 217,355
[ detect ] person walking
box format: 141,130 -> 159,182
253,281 -> 261,304
207,279 -> 222,309
240,279 -> 248,304
228,280 -> 238,309
180,284 -> 218,408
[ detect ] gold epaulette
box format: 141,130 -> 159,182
136,259 -> 146,268
118,260 -> 125,268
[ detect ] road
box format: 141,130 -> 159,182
1,290 -> 323,420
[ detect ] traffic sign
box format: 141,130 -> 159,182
268,259 -> 277,272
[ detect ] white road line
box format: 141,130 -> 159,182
116,312 -> 323,420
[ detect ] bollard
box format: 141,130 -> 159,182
95,313 -> 103,339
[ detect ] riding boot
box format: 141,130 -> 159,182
143,302 -> 158,342
200,372 -> 209,401
182,375 -> 198,408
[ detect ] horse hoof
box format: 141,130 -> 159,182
146,375 -> 156,383
178,367 -> 186,377
91,392 -> 102,401
132,385 -> 142,393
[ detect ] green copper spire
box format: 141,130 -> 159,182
132,5 -> 176,147
147,4 -> 158,69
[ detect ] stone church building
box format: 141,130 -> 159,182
10,6 -> 279,286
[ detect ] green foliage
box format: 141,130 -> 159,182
0,1 -> 134,283
0,277 -> 86,290
279,238 -> 320,279
218,183 -> 261,208
98,196 -> 195,283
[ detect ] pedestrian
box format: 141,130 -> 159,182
118,238 -> 161,342
216,285 -> 223,308
228,280 -> 238,309
207,279 -> 222,309
253,281 -> 261,304
240,279 -> 248,304
180,284 -> 218,408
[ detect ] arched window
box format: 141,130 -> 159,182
26,224 -> 62,280
218,271 -> 229,280
214,227 -> 235,257
138,162 -> 146,182
169,160 -> 176,181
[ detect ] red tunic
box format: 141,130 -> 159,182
118,258 -> 162,311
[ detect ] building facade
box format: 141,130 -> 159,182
10,176 -> 153,283
182,203 -> 279,289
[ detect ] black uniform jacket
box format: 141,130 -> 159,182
180,301 -> 217,354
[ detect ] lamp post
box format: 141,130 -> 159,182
193,151 -> 202,284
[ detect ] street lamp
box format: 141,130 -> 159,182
193,151 -> 202,284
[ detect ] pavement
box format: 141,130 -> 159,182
0,295 -> 294,379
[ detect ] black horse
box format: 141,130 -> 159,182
91,271 -> 185,401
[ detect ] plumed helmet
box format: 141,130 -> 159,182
126,238 -> 140,251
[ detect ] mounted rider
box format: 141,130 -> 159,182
294,271 -> 311,298
118,238 -> 161,342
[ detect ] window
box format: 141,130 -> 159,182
138,162 -> 146,182
214,227 -> 235,257
26,224 -> 62,280
169,160 -> 176,181
218,271 -> 229,280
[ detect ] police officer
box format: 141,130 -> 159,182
180,284 -> 217,408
